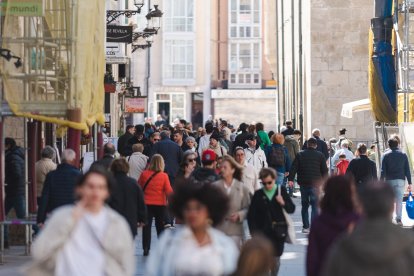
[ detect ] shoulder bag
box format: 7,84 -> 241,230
143,171 -> 160,191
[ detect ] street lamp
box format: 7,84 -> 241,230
146,5 -> 163,34
107,1 -> 146,24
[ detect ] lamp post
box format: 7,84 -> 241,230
107,0 -> 145,24
146,5 -> 163,34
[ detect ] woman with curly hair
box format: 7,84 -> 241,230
145,182 -> 239,276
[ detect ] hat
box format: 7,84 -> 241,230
202,149 -> 217,162
339,128 -> 347,135
210,132 -> 221,141
135,124 -> 145,134
245,133 -> 256,141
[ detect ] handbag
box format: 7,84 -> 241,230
278,185 -> 296,244
406,192 -> 414,219
263,194 -> 288,240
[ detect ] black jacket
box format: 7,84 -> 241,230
91,154 -> 114,171
191,167 -> 220,183
117,132 -> 133,156
303,136 -> 329,161
109,172 -> 147,237
247,187 -> 295,256
289,148 -> 328,186
346,155 -> 377,186
233,132 -> 249,151
37,163 -> 81,223
151,138 -> 183,179
124,135 -> 150,157
282,126 -> 294,137
5,146 -> 25,197
381,149 -> 412,184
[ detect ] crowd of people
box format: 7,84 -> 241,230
2,118 -> 414,276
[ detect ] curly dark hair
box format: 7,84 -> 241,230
170,181 -> 229,227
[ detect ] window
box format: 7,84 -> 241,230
164,40 -> 194,81
164,0 -> 194,32
229,0 -> 261,26
229,42 -> 260,71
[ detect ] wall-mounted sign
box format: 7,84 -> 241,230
0,0 -> 44,16
125,97 -> 146,113
107,25 -> 133,43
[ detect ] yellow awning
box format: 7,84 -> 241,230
341,99 -> 371,118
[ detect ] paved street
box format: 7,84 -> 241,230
1,197 -> 413,276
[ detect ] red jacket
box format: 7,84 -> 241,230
138,170 -> 173,206
336,160 -> 350,176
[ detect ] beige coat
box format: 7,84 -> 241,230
24,206 -> 134,276
215,179 -> 251,237
35,158 -> 57,197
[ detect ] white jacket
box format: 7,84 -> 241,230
242,163 -> 261,195
145,226 -> 239,276
128,152 -> 148,180
244,147 -> 268,174
25,206 -> 134,276
198,133 -> 212,156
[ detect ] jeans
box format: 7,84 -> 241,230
143,205 -> 166,251
276,172 -> 285,186
4,195 -> 26,243
300,186 -> 317,229
388,179 -> 405,221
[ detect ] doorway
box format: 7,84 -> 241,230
158,102 -> 170,123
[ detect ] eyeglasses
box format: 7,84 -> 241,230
262,181 -> 274,186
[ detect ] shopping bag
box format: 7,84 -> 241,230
278,185 -> 296,244
406,192 -> 414,220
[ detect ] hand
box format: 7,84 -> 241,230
137,222 -> 145,228
276,195 -> 285,206
288,181 -> 294,188
408,184 -> 412,192
72,201 -> 86,222
284,172 -> 289,177
228,213 -> 240,223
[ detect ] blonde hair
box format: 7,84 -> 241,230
271,133 -> 285,145
149,154 -> 165,172
222,155 -> 244,182
132,143 -> 144,153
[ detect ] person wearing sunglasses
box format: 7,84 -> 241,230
247,167 -> 295,275
176,151 -> 198,183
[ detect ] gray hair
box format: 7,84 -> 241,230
62,149 -> 76,163
312,128 -> 321,136
41,146 -> 56,160
186,136 -> 196,143
341,142 -> 349,148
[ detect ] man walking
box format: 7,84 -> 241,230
346,144 -> 377,194
117,125 -> 135,157
4,138 -> 25,248
92,143 -> 115,170
289,138 -> 328,233
381,137 -> 412,226
303,129 -> 329,161
143,132 -> 160,157
37,149 -> 81,225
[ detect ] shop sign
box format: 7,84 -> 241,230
106,25 -> 133,43
125,97 -> 146,113
0,0 -> 44,16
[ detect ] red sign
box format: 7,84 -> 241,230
125,97 -> 146,113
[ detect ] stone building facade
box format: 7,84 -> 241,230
277,0 -> 375,143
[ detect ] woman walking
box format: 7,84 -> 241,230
307,176 -> 359,276
138,154 -> 173,256
145,182 -> 239,276
27,167 -> 134,276
175,150 -> 198,183
248,168 -> 295,275
215,155 -> 251,247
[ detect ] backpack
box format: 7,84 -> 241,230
269,146 -> 286,167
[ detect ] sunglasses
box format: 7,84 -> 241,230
153,139 -> 160,141
262,181 -> 274,186
187,158 -> 196,162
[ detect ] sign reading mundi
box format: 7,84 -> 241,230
106,25 -> 133,43
0,0 -> 44,16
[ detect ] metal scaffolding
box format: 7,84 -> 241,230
1,1 -> 73,116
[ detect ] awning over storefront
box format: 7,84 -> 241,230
341,98 -> 371,118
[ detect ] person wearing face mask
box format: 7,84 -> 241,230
215,156 -> 251,248
244,134 -> 268,175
